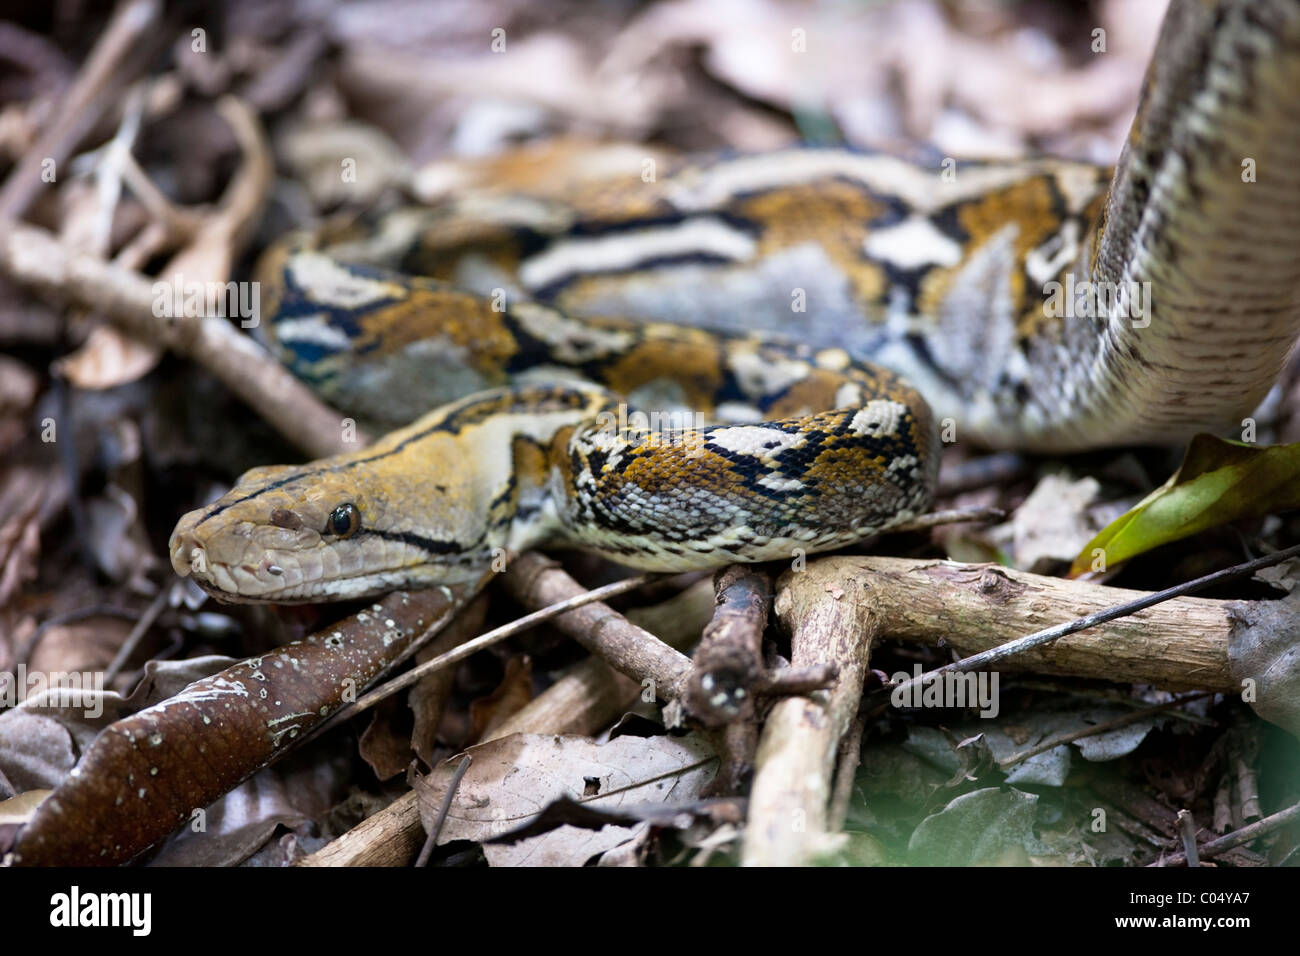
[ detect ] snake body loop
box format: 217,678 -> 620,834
171,0 -> 1300,603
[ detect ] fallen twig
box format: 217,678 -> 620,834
0,0 -> 161,221
1152,800 -> 1300,867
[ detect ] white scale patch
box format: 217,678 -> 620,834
714,401 -> 764,424
288,253 -> 403,308
849,399 -> 908,438
509,301 -> 635,362
273,313 -> 355,351
1052,164 -> 1107,215
669,150 -> 1056,215
1024,219 -> 1081,288
863,216 -> 964,270
835,382 -> 863,408
815,348 -> 852,371
885,454 -> 920,478
707,425 -> 805,458
519,216 -> 758,292
727,348 -> 810,399
757,474 -> 804,492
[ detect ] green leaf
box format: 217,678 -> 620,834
1069,434 -> 1300,577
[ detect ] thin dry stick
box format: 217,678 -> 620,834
101,588 -> 169,684
415,754 -> 471,868
890,541 -> 1300,702
743,569 -> 882,866
321,571 -> 659,728
685,565 -> 770,726
886,505 -> 1005,533
1177,809 -> 1201,867
997,691 -> 1214,769
0,221 -> 356,458
1152,800 -> 1300,867
827,701 -> 868,832
501,552 -> 695,698
0,0 -> 161,221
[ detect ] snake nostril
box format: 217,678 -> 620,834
170,535 -> 208,578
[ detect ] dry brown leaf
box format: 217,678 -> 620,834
409,592 -> 488,766
0,355 -> 38,455
359,696 -> 413,782
0,464 -> 64,607
146,745 -> 352,866
467,654 -> 533,743
53,322 -> 162,389
990,473 -> 1115,573
415,731 -> 716,866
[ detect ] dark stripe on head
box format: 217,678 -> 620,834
195,385 -> 597,529
362,528 -> 465,555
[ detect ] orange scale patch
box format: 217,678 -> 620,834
352,291 -> 520,373
737,183 -> 888,307
801,446 -> 890,487
763,372 -> 856,419
599,338 -> 726,410
614,446 -> 740,498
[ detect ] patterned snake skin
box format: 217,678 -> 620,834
170,0 -> 1300,602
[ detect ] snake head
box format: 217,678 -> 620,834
168,455 -> 489,603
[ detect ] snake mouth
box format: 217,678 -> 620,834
169,513 -> 345,603
169,530 -> 411,603
168,510 -> 470,603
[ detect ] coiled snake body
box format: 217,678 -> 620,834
171,0 -> 1300,602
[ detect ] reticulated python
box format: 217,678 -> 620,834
170,0 -> 1300,603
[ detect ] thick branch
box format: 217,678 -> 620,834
741,555 -> 1291,866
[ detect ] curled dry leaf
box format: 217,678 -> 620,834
54,323 -> 164,390
359,696 -> 414,782
907,787 -> 1045,866
991,473 -> 1109,573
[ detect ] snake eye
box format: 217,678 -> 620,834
327,503 -> 361,538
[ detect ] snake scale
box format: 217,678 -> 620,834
170,0 -> 1300,603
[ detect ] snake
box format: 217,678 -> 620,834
169,0 -> 1300,603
